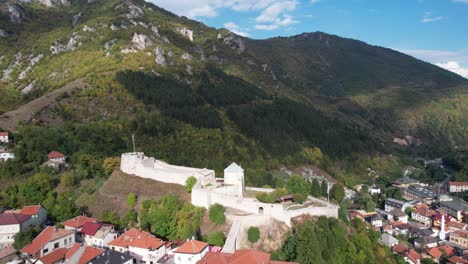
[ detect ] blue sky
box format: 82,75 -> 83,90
150,0 -> 468,77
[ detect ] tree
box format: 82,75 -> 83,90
331,183 -> 345,203
127,193 -> 137,208
185,176 -> 197,193
209,203 -> 225,225
310,179 -> 321,197
295,221 -> 322,264
124,209 -> 138,228
293,193 -> 306,204
59,172 -> 76,189
321,181 -> 328,197
204,232 -> 225,246
286,175 -> 310,197
302,147 -> 324,165
102,157 -> 121,176
13,226 -> 41,250
248,227 -> 260,243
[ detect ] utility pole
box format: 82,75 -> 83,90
327,181 -> 330,207
132,133 -> 136,153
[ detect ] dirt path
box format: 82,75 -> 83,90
0,78 -> 87,131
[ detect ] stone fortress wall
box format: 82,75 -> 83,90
121,152 -> 338,227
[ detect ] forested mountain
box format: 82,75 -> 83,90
0,0 -> 466,187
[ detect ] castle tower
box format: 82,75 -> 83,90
224,162 -> 245,198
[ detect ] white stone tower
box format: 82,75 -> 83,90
224,162 -> 245,198
439,211 -> 446,240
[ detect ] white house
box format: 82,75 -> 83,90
108,228 -> 167,264
81,222 -> 117,248
174,240 -> 209,264
411,204 -> 435,226
6,205 -> 48,226
0,132 -> 9,144
369,186 -> 381,195
380,234 -> 399,248
0,213 -> 32,249
47,151 -> 66,163
448,182 -> 468,193
388,209 -> 409,223
0,151 -> 14,162
62,215 -> 97,233
21,226 -> 75,260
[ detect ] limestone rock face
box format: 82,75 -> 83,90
154,47 -> 166,66
123,4 -> 143,19
50,37 -> 78,54
83,25 -> 95,32
35,0 -> 70,7
19,54 -> 44,80
132,33 -> 153,50
72,13 -> 81,27
8,4 -> 29,24
151,25 -> 160,37
223,33 -> 245,54
176,27 -> 193,42
181,53 -> 192,61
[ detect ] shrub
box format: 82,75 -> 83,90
248,227 -> 260,243
185,176 -> 197,193
293,193 -> 306,204
209,203 -> 225,225
204,232 -> 225,246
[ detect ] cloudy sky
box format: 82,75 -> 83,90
150,0 -> 468,78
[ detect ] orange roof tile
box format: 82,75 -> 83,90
449,182 -> 468,187
0,132 -> 8,137
437,245 -> 456,257
448,222 -> 467,229
448,256 -> 468,264
453,230 -> 468,238
78,246 -> 105,264
175,240 -> 209,254
392,243 -> 408,254
62,216 -> 97,229
39,248 -> 68,264
427,247 -> 443,259
406,250 -> 420,264
20,205 -> 42,216
65,243 -> 81,260
21,227 -> 74,256
229,249 -> 271,264
108,228 -> 165,250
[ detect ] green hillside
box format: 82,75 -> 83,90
0,0 -> 466,187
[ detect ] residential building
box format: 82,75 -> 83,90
37,247 -> 68,264
448,256 -> 468,264
64,243 -> 105,263
448,182 -> 468,193
380,234 -> 399,248
62,215 -> 98,233
427,247 -> 443,261
21,226 -> 75,260
0,151 -> 14,162
81,222 -> 117,248
384,198 -> 416,212
450,230 -> 468,248
447,222 -> 468,232
440,200 -> 468,222
0,213 -> 32,249
368,214 -> 383,227
197,249 -> 299,264
413,236 -> 438,249
369,186 -> 381,195
108,228 -> 167,264
48,151 -> 66,163
174,240 -> 209,264
6,205 -> 48,226
389,209 -> 408,223
402,185 -> 436,204
404,250 -> 421,264
0,132 -> 8,144
411,204 -> 436,226
391,243 -> 408,255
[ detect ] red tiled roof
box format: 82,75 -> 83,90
437,245 -> 456,257
406,250 -> 420,264
62,216 -> 97,229
197,252 -> 232,264
413,205 -> 436,217
65,243 -> 81,260
77,246 -> 105,264
448,256 -> 468,264
108,228 -> 165,250
449,182 -> 468,187
197,250 -> 298,264
20,205 -> 42,216
427,247 -> 443,259
0,213 -> 31,225
48,151 -> 65,160
81,222 -> 101,236
447,222 -> 467,230
175,240 -> 209,254
392,243 -> 408,254
0,132 -> 8,137
0,246 -> 16,259
21,226 -> 74,256
39,248 -> 68,264
452,230 -> 468,238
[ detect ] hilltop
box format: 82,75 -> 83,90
0,0 -> 466,186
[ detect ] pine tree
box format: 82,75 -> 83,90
311,179 -> 321,197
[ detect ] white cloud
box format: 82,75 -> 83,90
223,22 -> 250,36
254,1 -> 299,30
435,61 -> 468,78
421,11 -> 444,23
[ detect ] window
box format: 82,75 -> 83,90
43,248 -> 49,254
54,242 -> 59,249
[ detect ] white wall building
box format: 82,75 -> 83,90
174,240 -> 209,264
0,132 -> 9,143
0,151 -> 15,162
21,226 -> 75,259
121,152 -> 339,228
448,182 -> 468,193
0,214 -> 32,249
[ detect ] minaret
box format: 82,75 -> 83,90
439,211 -> 446,240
